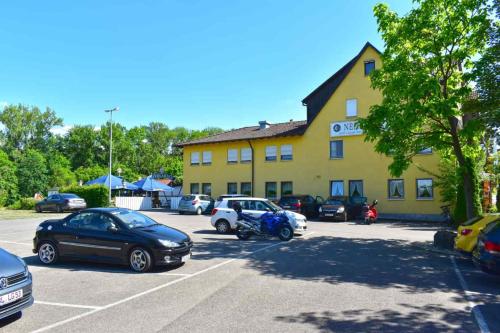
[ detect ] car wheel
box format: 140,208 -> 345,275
179,211 -> 184,215
236,228 -> 251,240
129,247 -> 153,273
196,207 -> 202,215
278,225 -> 294,241
38,241 -> 59,265
215,220 -> 230,234
35,206 -> 42,213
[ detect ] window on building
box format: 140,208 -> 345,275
202,151 -> 212,165
418,147 -> 432,154
241,148 -> 252,163
388,179 -> 404,199
349,180 -> 363,197
190,183 -> 199,194
416,178 -> 433,199
330,140 -> 344,159
265,146 -> 277,161
281,182 -> 293,196
227,149 -> 238,164
227,182 -> 237,195
265,182 -> 277,199
346,99 -> 358,117
280,145 -> 293,161
364,60 -> 375,76
241,182 -> 252,196
190,152 -> 200,165
202,183 -> 212,196
330,180 -> 344,196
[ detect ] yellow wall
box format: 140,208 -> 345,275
183,45 -> 442,217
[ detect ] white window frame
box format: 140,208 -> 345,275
346,99 -> 358,117
388,179 -> 405,199
416,178 -> 434,200
265,146 -> 277,161
202,151 -> 212,165
280,144 -> 293,161
190,152 -> 200,165
227,149 -> 238,164
241,148 -> 252,163
331,180 -> 344,196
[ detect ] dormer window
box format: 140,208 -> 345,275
364,60 -> 375,76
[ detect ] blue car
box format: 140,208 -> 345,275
0,248 -> 33,320
473,221 -> 500,275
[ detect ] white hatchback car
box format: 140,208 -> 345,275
210,197 -> 308,234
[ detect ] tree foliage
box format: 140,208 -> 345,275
15,149 -> 49,197
359,0 -> 494,218
0,150 -> 19,206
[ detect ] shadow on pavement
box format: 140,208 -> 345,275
0,312 -> 22,328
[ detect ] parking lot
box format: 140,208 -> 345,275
0,212 -> 499,333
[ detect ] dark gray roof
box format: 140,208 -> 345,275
177,120 -> 307,147
302,42 -> 381,126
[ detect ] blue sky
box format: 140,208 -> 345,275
0,1 -> 413,131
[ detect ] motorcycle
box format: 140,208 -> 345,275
233,202 -> 294,241
361,199 -> 378,224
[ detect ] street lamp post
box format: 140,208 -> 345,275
105,107 -> 119,205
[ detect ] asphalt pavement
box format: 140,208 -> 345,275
0,212 -> 498,333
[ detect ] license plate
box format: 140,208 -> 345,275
283,206 -> 291,209
181,254 -> 191,262
0,289 -> 23,306
325,214 -> 334,217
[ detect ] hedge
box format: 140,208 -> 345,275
60,185 -> 109,208
9,197 -> 37,210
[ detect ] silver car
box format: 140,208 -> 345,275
0,248 -> 33,320
178,194 -> 212,215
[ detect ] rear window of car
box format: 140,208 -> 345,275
61,194 -> 79,199
181,195 -> 195,201
483,220 -> 500,234
462,216 -> 484,226
279,197 -> 299,204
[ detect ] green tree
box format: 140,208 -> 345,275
0,104 -> 63,153
47,153 -> 77,188
16,149 -> 49,197
74,165 -> 107,183
359,0 -> 493,219
0,150 -> 19,206
64,125 -> 102,169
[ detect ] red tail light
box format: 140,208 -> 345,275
211,208 -> 218,216
293,202 -> 302,208
460,229 -> 472,236
484,241 -> 500,253
191,200 -> 199,205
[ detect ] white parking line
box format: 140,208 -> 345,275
31,232 -> 315,333
35,301 -> 103,310
450,256 -> 491,333
0,240 -> 32,246
158,272 -> 192,277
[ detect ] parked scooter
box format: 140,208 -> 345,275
361,200 -> 378,224
233,202 -> 294,241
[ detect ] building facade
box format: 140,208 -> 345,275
179,43 -> 443,220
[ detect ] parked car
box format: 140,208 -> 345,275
214,194 -> 250,208
277,195 -> 324,218
35,193 -> 87,213
454,214 -> 499,253
33,208 -> 193,272
178,194 -> 213,215
473,221 -> 500,275
210,197 -> 307,234
318,196 -> 367,221
0,248 -> 34,320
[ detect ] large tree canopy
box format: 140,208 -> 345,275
359,0 -> 494,219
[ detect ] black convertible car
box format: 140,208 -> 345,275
33,208 -> 192,272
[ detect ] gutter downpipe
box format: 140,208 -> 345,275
247,140 -> 255,197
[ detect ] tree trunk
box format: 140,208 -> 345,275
448,116 -> 476,219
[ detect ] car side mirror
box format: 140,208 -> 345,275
373,200 -> 378,205
108,224 -> 118,233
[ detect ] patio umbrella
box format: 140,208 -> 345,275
133,176 -> 173,192
85,174 -> 139,190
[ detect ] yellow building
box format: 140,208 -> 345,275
178,42 -> 442,220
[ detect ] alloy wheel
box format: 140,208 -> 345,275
130,249 -> 147,272
39,243 -> 56,264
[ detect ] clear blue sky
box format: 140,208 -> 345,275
0,1 -> 413,130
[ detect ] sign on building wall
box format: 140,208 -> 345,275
330,121 -> 363,137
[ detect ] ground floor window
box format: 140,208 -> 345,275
388,179 -> 404,199
416,178 -> 433,199
281,182 -> 293,196
265,182 -> 277,200
330,140 -> 344,159
202,183 -> 212,196
227,182 -> 237,194
190,183 -> 199,194
241,182 -> 252,196
330,180 -> 344,196
349,180 -> 363,197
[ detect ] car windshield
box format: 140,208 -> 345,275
265,200 -> 282,212
61,194 -> 79,199
279,197 -> 299,204
325,200 -> 344,205
113,210 -> 157,229
182,195 -> 196,201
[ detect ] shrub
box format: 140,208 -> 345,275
60,184 -> 109,208
9,197 -> 37,210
